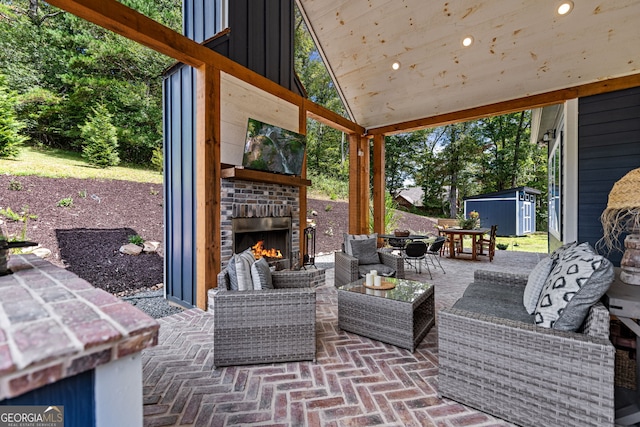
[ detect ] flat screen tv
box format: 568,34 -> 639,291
242,118 -> 306,176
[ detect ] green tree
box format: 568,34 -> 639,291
0,75 -> 27,158
80,104 -> 120,167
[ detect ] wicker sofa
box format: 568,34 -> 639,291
208,268 -> 321,368
438,269 -> 615,427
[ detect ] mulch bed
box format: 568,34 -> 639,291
1,174 -> 437,295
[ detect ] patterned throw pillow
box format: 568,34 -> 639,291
227,254 -> 239,290
344,233 -> 378,256
349,237 -> 381,265
522,257 -> 553,314
549,241 -> 577,265
534,242 -> 614,330
251,257 -> 273,290
234,248 -> 256,291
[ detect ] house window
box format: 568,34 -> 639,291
549,140 -> 562,239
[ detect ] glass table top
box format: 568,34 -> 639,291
339,277 -> 433,303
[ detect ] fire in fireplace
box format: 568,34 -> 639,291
232,217 -> 291,262
251,241 -> 283,260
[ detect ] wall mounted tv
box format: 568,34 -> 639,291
242,118 -> 306,176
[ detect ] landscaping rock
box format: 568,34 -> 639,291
143,241 -> 160,253
120,243 -> 143,255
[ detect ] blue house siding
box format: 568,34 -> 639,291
578,86 -> 640,266
183,0 -> 224,43
163,66 -> 197,308
164,1 -> 301,307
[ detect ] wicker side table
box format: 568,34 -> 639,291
337,278 -> 434,351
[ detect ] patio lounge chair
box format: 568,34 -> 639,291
438,265 -> 615,426
335,233 -> 405,287
209,267 -> 317,368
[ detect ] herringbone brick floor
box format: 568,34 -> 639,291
142,251 -> 542,426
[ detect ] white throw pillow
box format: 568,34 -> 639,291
522,257 -> 553,314
235,248 -> 256,291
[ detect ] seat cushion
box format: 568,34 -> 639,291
350,237 -> 381,265
454,282 -> 534,323
227,254 -> 239,291
535,242 -> 614,330
358,264 -> 395,278
523,257 -> 553,314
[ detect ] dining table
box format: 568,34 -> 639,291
379,234 -> 434,250
440,227 -> 489,261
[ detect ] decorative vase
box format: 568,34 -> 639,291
620,234 -> 640,285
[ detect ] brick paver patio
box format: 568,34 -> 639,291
142,250 -> 543,426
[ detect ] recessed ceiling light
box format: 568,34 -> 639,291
462,36 -> 474,47
392,61 -> 401,70
557,1 -> 573,15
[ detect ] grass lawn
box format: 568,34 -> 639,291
0,145 -> 162,184
496,232 -> 548,253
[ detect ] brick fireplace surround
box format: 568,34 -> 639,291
220,178 -> 301,268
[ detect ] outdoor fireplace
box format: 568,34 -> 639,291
220,178 -> 301,269
232,216 -> 291,262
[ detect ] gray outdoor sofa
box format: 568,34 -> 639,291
209,268 -> 320,368
438,269 -> 615,427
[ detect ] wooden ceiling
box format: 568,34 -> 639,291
296,0 -> 640,131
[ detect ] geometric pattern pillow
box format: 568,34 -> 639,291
250,257 -> 273,290
549,241 -> 577,265
344,233 -> 378,256
534,242 -> 614,330
523,257 -> 553,314
234,248 -> 256,291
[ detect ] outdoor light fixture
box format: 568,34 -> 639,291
392,61 -> 401,71
542,129 -> 556,142
462,36 -> 474,47
557,1 -> 574,15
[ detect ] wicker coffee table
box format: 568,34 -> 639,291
337,277 -> 434,351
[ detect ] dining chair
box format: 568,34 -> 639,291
426,236 -> 446,274
476,225 -> 498,262
404,241 -> 429,277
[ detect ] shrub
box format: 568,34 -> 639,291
0,75 -> 27,158
80,104 -> 120,168
151,146 -> 163,172
8,180 -> 22,191
56,197 -> 73,207
128,234 -> 144,246
78,189 -> 87,198
496,243 -> 509,250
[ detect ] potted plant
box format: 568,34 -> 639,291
457,210 -> 480,230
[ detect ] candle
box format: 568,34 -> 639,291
366,273 -> 373,287
370,270 -> 377,276
374,276 -> 382,287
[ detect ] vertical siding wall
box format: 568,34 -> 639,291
163,66 -> 197,308
183,0 -> 225,43
578,86 -> 640,266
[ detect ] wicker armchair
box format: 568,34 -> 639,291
438,270 -> 615,427
208,268 -> 319,368
335,250 -> 405,288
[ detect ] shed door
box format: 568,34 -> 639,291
523,202 -> 533,234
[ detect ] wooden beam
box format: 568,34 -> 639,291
304,99 -> 365,135
195,64 -> 220,310
359,136 -> 370,234
348,133 -> 370,235
372,134 -> 385,246
368,73 -> 640,135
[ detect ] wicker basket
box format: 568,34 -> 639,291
615,349 -> 637,390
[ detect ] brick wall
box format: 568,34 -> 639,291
221,179 -> 300,267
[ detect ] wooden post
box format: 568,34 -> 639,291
195,64 -> 220,310
372,134 -> 385,246
348,133 -> 370,235
299,110 -> 308,267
